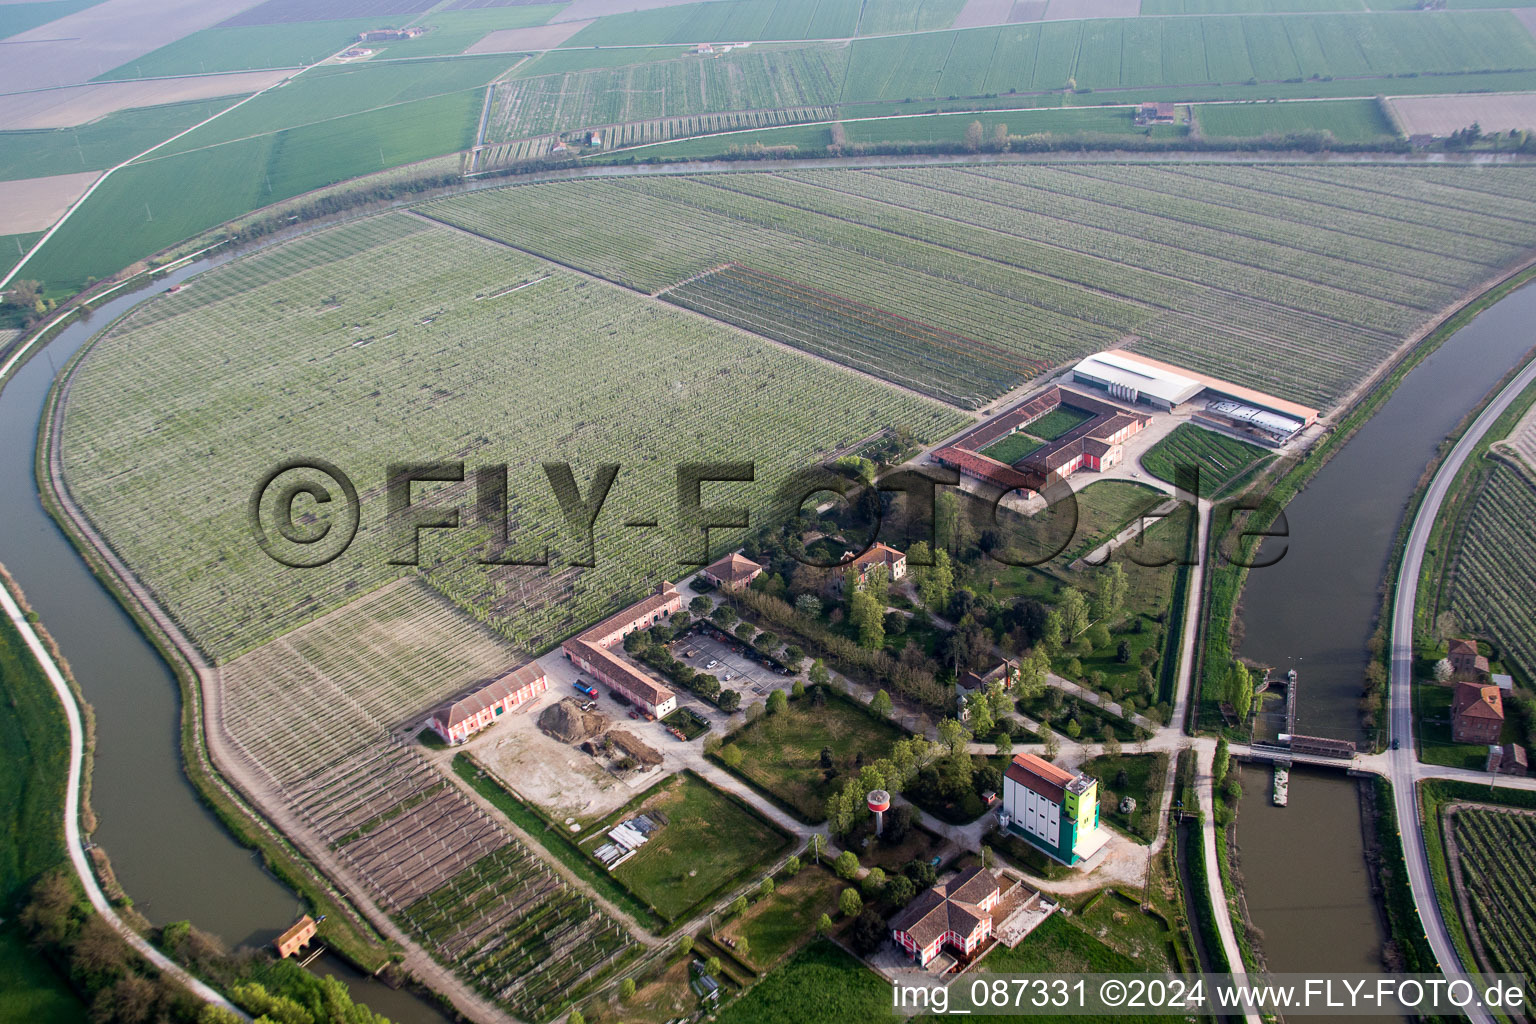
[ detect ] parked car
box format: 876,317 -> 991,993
628,710 -> 639,720
685,648 -> 699,658
722,672 -> 734,681
572,681 -> 597,698
705,659 -> 718,669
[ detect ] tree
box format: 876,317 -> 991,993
840,887 -> 864,917
735,621 -> 758,643
1433,658 -> 1453,682
1059,588 -> 1089,641
937,717 -> 970,755
817,912 -> 834,935
861,867 -> 887,896
720,744 -> 744,768
809,659 -> 830,688
911,542 -> 954,611
1086,622 -> 1112,651
679,934 -> 694,956
711,604 -> 738,629
852,907 -> 886,953
1041,610 -> 1063,655
1228,661 -> 1254,722
870,689 -> 893,718
620,978 -> 636,1002
994,730 -> 1012,757
737,935 -> 751,961
992,122 -> 1010,149
1097,563 -> 1127,623
570,1011 -> 586,1024
1213,736 -> 1230,785
796,593 -> 822,619
1016,647 -> 1050,699
834,850 -> 860,879
791,678 -> 806,699
4,279 -> 41,310
730,895 -> 748,916
690,595 -> 712,615
767,689 -> 788,714
746,699 -> 766,722
886,874 -> 916,906
905,858 -> 937,887
761,876 -> 776,898
706,956 -> 722,976
964,119 -> 984,151
1103,731 -> 1122,758
851,590 -> 885,650
965,691 -> 994,737
718,688 -> 741,712
1041,722 -> 1059,760
786,854 -> 802,876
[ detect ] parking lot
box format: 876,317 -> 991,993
670,630 -> 788,698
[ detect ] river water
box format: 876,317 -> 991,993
1234,282 -> 1536,979
0,258 -> 450,1023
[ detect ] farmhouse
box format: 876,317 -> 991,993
700,551 -> 764,591
1135,102 -> 1177,125
890,866 -> 1002,966
1447,638 -> 1490,680
1000,753 -> 1106,866
357,27 -> 424,41
932,385 -> 1150,491
562,583 -> 684,718
428,662 -> 550,744
959,658 -> 1019,691
1451,681 -> 1504,744
840,541 -> 907,588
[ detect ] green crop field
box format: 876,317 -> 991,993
1448,807 -> 1536,985
718,866 -> 840,969
841,107 -> 1143,143
94,18 -> 388,79
1447,461 -> 1536,681
980,431 -> 1040,465
358,6 -> 566,59
485,44 -> 846,140
1195,99 -> 1398,142
716,940 -> 895,1024
717,696 -> 908,821
1144,0 -> 1365,10
598,122 -> 834,159
0,98 -> 233,182
856,0 -> 965,35
58,213 -> 961,660
0,0 -> 98,40
606,772 -> 791,922
2,233 -> 44,280
1140,424 -> 1269,495
838,13 -> 1536,102
564,0 -> 862,46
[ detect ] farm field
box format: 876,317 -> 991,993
0,0 -> 99,40
714,940 -> 895,1024
856,0 -> 967,35
1446,461 -> 1536,682
716,696 -> 908,822
1194,99 -> 1398,142
484,45 -> 846,140
57,213 -> 960,659
0,98 -> 232,181
840,106 -> 1144,144
360,6 -> 568,58
1448,806 -> 1536,986
1143,0 -> 1364,11
1389,93 -> 1536,138
94,18 -> 388,79
23,86 -> 481,290
601,122 -> 833,158
563,0 -> 863,46
1139,423 -> 1269,495
602,771 -> 792,922
216,579 -> 635,1021
718,865 -> 841,969
424,166 -> 1536,411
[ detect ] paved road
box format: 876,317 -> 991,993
1387,350 -> 1536,1020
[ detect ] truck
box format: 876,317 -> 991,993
572,681 -> 598,698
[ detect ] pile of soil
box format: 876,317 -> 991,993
606,729 -> 663,767
538,697 -> 610,743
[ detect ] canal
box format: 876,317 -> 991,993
0,258 -> 451,1023
1234,281 -> 1536,980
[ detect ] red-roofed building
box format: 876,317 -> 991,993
1451,681 -> 1504,745
428,662 -> 549,744
562,583 -> 683,718
1001,753 -> 1105,866
889,866 -> 1002,966
840,542 -> 906,588
700,552 -> 763,591
1447,638 -> 1489,680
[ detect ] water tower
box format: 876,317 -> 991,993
867,789 -> 890,835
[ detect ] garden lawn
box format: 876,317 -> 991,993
1080,752 -> 1168,843
1026,405 -> 1094,440
715,939 -> 895,1024
1415,681 -> 1504,770
979,431 -> 1040,464
720,865 -> 841,969
609,772 -> 791,922
719,696 -> 908,822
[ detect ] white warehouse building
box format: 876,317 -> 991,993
1072,351 -> 1204,411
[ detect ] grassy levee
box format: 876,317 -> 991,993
1196,261 -> 1536,736
1369,777 -> 1438,975
0,570 -> 88,1023
33,352 -> 394,971
452,754 -> 667,933
1175,751 -> 1230,973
